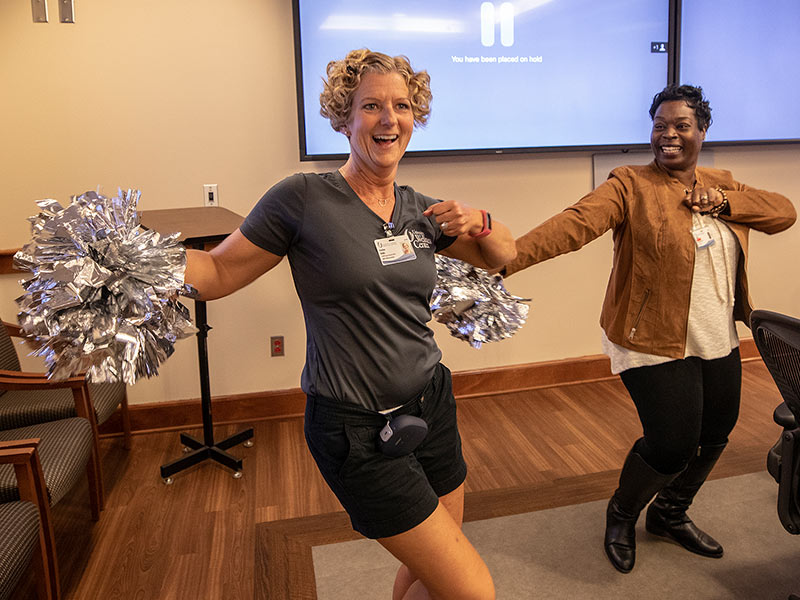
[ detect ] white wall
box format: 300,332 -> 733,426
2,0 -> 798,405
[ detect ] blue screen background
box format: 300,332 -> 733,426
680,0 -> 800,143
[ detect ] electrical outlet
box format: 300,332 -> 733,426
203,184 -> 219,207
270,336 -> 284,357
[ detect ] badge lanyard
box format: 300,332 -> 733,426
691,214 -> 735,306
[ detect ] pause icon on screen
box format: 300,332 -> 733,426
481,2 -> 514,47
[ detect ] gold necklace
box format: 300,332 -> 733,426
377,196 -> 392,207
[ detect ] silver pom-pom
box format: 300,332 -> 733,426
14,189 -> 195,384
431,255 -> 529,348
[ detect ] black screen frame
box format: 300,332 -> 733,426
292,0 -> 798,162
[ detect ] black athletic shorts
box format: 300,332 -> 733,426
304,362 -> 467,539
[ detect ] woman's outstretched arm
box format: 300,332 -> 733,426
184,228 -> 283,301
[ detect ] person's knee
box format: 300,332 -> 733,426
425,573 -> 494,600
650,450 -> 694,474
453,563 -> 495,600
412,560 -> 493,600
393,564 -> 416,600
637,438 -> 696,474
468,572 -> 495,600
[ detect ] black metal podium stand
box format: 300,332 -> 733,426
140,208 -> 254,483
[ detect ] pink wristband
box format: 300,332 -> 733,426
469,210 -> 492,239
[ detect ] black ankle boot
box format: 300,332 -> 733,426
605,497 -> 638,573
645,443 -> 727,558
605,450 -> 677,573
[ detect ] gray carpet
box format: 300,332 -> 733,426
313,471 -> 800,599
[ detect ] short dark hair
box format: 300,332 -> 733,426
649,84 -> 713,131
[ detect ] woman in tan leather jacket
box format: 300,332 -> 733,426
501,84 -> 796,574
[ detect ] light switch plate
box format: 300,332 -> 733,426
59,0 -> 75,23
31,0 -> 48,23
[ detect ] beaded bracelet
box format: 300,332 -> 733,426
706,187 -> 729,218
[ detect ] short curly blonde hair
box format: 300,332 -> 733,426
319,48 -> 432,133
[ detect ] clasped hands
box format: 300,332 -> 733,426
684,186 -> 725,214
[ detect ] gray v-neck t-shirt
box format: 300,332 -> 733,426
240,171 -> 456,412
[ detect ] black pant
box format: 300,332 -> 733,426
619,348 -> 741,474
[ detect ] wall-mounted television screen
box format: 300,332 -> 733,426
678,0 -> 800,144
293,0 -> 672,160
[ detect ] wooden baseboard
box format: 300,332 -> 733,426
99,338 -> 760,437
99,388 -> 308,437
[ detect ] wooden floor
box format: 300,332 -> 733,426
14,360 -> 785,599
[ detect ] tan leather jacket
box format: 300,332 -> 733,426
505,161 -> 796,358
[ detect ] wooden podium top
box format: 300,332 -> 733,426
0,208 -> 246,275
139,207 -> 244,248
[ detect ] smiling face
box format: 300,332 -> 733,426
650,100 -> 706,182
344,71 -> 414,178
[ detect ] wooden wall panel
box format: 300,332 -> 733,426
99,339 -> 759,437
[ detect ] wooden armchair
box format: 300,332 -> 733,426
0,319 -> 132,502
0,377 -> 101,517
0,439 -> 58,600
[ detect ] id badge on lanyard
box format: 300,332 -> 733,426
691,214 -> 715,249
374,222 -> 416,265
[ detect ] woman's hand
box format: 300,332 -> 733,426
427,201 -> 516,270
423,201 -> 483,237
684,186 -> 725,213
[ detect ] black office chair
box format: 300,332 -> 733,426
751,309 -> 800,600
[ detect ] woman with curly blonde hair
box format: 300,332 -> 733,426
320,48 -> 432,133
185,49 -> 513,599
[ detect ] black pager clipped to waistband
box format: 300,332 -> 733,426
379,413 -> 428,457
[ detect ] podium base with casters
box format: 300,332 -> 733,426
158,298 -> 255,484
160,429 -> 254,484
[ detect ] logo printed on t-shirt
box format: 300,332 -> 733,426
406,229 -> 432,249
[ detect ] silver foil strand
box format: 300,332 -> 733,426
14,189 -> 195,384
431,255 -> 530,349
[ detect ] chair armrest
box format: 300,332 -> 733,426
0,374 -> 94,421
0,438 -> 41,451
0,445 -> 40,469
0,439 -> 47,506
2,320 -> 22,339
1,323 -> 89,385
774,402 -> 797,429
0,370 -> 46,378
0,371 -> 87,389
